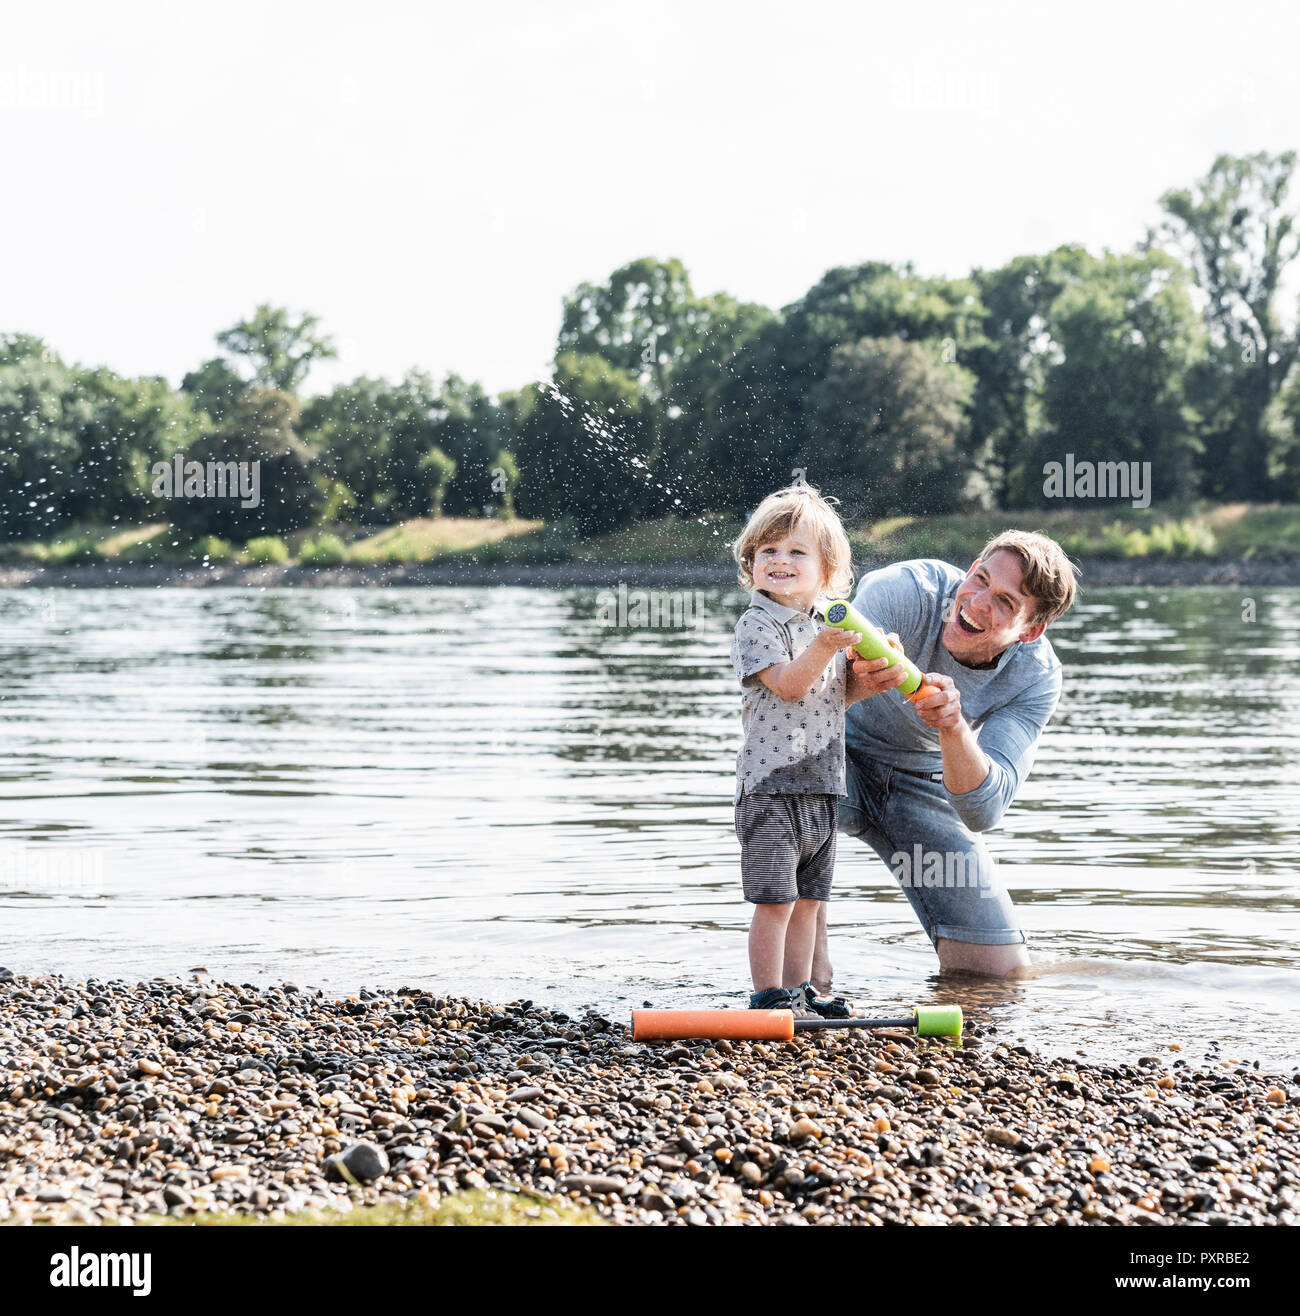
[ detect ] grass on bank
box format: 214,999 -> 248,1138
0,517 -> 549,568
2,503 -> 1297,569
580,502 -> 1299,564
137,1190 -> 601,1227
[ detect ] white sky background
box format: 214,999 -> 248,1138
4,0 -> 1299,398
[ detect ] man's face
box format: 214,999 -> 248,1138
941,549 -> 1047,666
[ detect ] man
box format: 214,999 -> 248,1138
816,530 -> 1078,984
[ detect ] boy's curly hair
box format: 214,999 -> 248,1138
733,481 -> 854,601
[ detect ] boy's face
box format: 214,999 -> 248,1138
941,549 -> 1047,666
753,530 -> 825,609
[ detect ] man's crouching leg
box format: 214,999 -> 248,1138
928,831 -> 1031,978
879,775 -> 1032,979
935,937 -> 1029,978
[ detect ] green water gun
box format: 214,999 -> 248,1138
824,599 -> 942,705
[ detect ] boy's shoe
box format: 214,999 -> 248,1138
749,986 -> 816,1018
794,981 -> 852,1019
749,986 -> 798,1010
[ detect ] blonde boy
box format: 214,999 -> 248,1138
730,482 -> 876,1014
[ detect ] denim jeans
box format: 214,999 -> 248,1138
837,747 -> 1027,947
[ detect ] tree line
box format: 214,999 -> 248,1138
2,150 -> 1298,543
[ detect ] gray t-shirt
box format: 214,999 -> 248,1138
844,559 -> 1062,832
730,589 -> 847,803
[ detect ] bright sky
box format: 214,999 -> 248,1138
5,0 -> 1299,398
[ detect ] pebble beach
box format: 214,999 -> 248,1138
2,969 -> 1297,1227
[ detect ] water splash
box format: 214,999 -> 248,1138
535,380 -> 722,538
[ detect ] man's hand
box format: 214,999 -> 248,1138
847,631 -> 909,701
910,672 -> 963,729
913,672 -> 990,793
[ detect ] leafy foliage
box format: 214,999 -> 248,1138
5,151 -> 1300,548
1154,151 -> 1300,499
803,336 -> 976,516
214,304 -> 338,393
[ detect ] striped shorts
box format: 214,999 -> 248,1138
734,791 -> 838,904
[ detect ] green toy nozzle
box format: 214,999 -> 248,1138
824,599 -> 928,697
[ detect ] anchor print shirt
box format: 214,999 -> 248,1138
730,589 -> 847,803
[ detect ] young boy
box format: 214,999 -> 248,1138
730,482 -> 876,1015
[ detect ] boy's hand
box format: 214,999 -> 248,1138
816,626 -> 863,656
759,627 -> 867,702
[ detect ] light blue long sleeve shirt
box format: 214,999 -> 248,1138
843,559 -> 1062,832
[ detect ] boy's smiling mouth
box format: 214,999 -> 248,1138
954,606 -> 985,634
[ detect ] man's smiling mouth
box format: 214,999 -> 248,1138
954,606 -> 985,634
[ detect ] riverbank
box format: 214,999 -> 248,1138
4,555 -> 1300,589
6,503 -> 1299,588
1,971 -> 1296,1226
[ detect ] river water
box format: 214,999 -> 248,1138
1,584 -> 1297,1070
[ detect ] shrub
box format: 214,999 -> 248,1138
31,536 -> 98,563
1147,519 -> 1215,558
384,538 -> 428,564
242,536 -> 291,564
299,533 -> 348,566
119,530 -> 168,562
1099,521 -> 1147,557
187,535 -> 234,562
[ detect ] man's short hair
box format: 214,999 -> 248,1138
976,530 -> 1079,627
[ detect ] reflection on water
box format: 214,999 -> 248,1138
0,584 -> 1298,1069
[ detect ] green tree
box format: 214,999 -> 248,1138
704,263 -> 983,515
426,375 -> 512,517
171,388 -> 317,538
653,291 -> 775,515
798,262 -> 983,350
559,257 -> 702,396
214,304 -> 338,393
803,336 -> 976,516
302,372 -> 440,524
1263,367 -> 1300,497
181,356 -> 248,425
557,258 -> 775,518
0,338 -> 96,538
0,334 -> 53,367
490,448 -> 519,518
512,352 -> 652,534
1029,249 -> 1205,506
76,370 -> 207,523
419,447 -> 456,517
1155,151 -> 1300,498
992,248 -> 1207,507
302,370 -> 511,523
968,247 -> 1092,506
